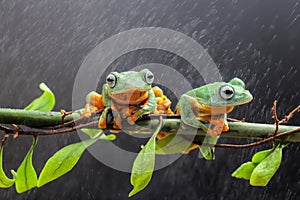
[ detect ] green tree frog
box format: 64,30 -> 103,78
84,69 -> 173,129
176,78 -> 253,159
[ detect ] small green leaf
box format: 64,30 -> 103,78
37,138 -> 97,187
81,128 -> 116,140
129,119 -> 163,197
155,134 -> 193,154
232,162 -> 256,180
15,138 -> 38,193
101,134 -> 116,141
0,147 -> 15,188
25,83 -> 55,112
250,146 -> 283,186
81,128 -> 102,138
251,149 -> 274,164
199,136 -> 219,160
11,170 -> 17,180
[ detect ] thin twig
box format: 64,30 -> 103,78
227,118 -> 245,122
41,110 -> 101,130
0,125 -> 13,133
60,110 -> 73,125
210,128 -> 300,149
279,105 -> 300,125
41,116 -> 85,130
0,121 -> 98,137
272,100 -> 280,135
1,134 -> 9,147
194,103 -> 300,149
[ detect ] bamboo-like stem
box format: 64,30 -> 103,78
0,108 -> 299,143
0,108 -> 81,127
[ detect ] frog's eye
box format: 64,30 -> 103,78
219,85 -> 234,100
145,70 -> 154,84
106,74 -> 116,88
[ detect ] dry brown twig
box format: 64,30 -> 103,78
1,134 -> 9,147
279,105 -> 300,125
227,117 -> 246,122
201,101 -> 300,149
0,120 -> 98,137
60,110 -> 73,124
272,100 -> 280,135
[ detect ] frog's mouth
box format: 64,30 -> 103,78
109,89 -> 149,105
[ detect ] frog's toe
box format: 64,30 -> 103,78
83,104 -> 97,117
207,128 -> 220,138
127,117 -> 135,125
156,132 -> 167,139
110,129 -> 121,134
182,144 -> 199,154
83,108 -> 92,118
222,125 -> 229,132
112,122 -> 121,129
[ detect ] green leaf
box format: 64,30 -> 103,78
199,136 -> 219,160
250,146 -> 283,186
100,134 -> 116,141
81,128 -> 116,140
0,147 -> 15,188
251,148 -> 274,164
11,170 -> 17,180
155,134 -> 194,154
81,128 -> 102,138
37,138 -> 97,187
232,162 -> 256,180
15,138 -> 38,193
129,119 -> 163,197
25,83 -> 55,112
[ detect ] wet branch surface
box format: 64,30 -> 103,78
0,102 -> 299,149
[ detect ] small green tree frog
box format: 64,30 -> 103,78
176,78 -> 253,159
84,69 -> 174,129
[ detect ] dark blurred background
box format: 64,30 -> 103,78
0,0 -> 300,199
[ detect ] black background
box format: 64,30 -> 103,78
0,0 -> 300,199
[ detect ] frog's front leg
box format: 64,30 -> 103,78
97,107 -> 110,129
83,91 -> 105,117
130,89 -> 156,124
98,85 -> 112,129
152,86 -> 174,114
178,94 -> 210,133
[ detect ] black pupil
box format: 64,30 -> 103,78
147,74 -> 153,79
107,77 -> 114,82
225,89 -> 233,95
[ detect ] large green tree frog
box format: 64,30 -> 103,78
84,69 -> 173,129
176,78 -> 253,159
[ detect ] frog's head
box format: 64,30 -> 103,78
193,77 -> 253,107
104,69 -> 154,104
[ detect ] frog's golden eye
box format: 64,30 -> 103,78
106,74 -> 116,88
145,70 -> 154,84
219,85 -> 234,100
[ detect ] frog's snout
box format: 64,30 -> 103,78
241,90 -> 253,103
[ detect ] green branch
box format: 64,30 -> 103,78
0,108 -> 81,127
0,108 -> 299,142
